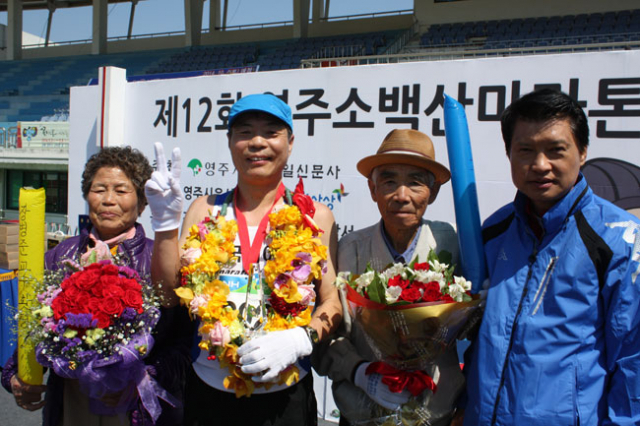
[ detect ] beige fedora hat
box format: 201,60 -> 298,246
357,129 -> 451,184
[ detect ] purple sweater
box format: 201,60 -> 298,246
1,224 -> 194,426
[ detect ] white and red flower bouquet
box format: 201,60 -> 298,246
23,252 -> 170,420
337,250 -> 481,425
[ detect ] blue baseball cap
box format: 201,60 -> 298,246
228,93 -> 293,131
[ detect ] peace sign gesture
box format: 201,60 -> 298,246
144,142 -> 184,232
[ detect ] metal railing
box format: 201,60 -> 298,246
23,29 -> 186,49
318,9 -> 413,22
313,44 -> 366,59
217,20 -> 294,32
219,9 -> 413,30
0,127 -> 18,148
301,39 -> 640,68
380,19 -> 419,55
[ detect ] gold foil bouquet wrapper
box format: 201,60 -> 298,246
346,285 -> 481,370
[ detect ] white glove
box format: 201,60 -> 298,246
144,142 -> 183,232
237,327 -> 313,383
354,362 -> 411,411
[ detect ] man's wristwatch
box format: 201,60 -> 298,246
303,326 -> 320,345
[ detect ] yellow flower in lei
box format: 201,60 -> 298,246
263,204 -> 327,333
178,211 -> 240,354
223,368 -> 255,398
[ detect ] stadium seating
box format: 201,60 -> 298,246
1,9 -> 639,124
0,31 -> 398,122
419,9 -> 640,50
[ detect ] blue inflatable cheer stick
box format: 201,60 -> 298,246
443,94 -> 486,293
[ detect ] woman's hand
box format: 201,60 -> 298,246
10,375 -> 47,411
144,142 -> 184,232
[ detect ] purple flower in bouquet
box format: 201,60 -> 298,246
291,262 -> 312,284
65,313 -> 98,329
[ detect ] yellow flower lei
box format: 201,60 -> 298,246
177,194 -> 327,398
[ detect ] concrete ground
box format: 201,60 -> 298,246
0,384 -> 42,426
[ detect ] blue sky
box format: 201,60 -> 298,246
0,0 -> 413,43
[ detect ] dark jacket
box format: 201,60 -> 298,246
2,223 -> 194,426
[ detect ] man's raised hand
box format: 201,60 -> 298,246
144,142 -> 184,232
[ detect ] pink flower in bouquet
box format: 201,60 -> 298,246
208,321 -> 231,347
41,317 -> 57,333
181,248 -> 203,266
291,253 -> 313,284
297,284 -> 316,305
190,294 -> 209,315
197,218 -> 211,240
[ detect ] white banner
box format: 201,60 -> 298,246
69,49 -> 640,236
17,121 -> 69,148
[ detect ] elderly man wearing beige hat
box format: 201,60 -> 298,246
313,129 -> 463,426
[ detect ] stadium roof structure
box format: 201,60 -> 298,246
1,0 -> 155,60
0,0 -> 137,12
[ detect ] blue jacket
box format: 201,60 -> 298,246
465,175 -> 640,426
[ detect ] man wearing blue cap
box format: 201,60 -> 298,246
145,93 -> 342,425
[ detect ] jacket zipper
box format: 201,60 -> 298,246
490,243 -> 538,425
531,257 -> 558,316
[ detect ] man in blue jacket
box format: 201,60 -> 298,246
463,88 -> 640,425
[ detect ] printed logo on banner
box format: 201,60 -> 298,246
23,127 -> 38,141
311,183 -> 349,210
187,158 -> 203,176
332,183 -> 349,202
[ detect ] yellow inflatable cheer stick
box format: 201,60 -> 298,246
17,188 -> 44,385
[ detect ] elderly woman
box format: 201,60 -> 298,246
1,146 -> 193,426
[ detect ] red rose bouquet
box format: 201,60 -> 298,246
23,255 -> 170,421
